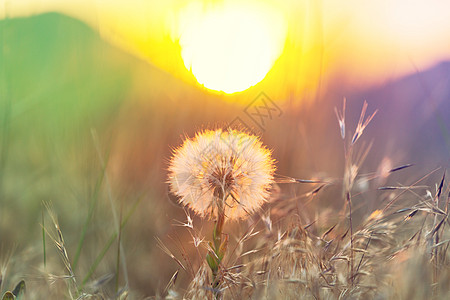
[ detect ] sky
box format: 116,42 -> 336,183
3,0 -> 450,95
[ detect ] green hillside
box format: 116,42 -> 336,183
0,12 -> 139,259
0,12 -> 135,142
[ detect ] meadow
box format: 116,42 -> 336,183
1,11 -> 450,300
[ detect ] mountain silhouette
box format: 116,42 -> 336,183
349,61 -> 450,168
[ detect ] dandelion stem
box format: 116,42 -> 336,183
213,210 -> 225,251
207,191 -> 228,299
211,215 -> 224,295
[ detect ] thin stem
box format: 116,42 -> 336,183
212,209 -> 225,298
347,192 -> 354,287
213,210 -> 225,251
207,189 -> 227,299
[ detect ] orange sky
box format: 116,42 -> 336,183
3,0 -> 450,97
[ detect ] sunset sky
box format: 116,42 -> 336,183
4,0 -> 450,95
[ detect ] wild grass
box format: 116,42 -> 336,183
0,100 -> 447,299
0,80 -> 448,300
156,101 -> 450,300
0,96 -> 448,299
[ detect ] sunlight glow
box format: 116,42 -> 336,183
176,2 -> 287,94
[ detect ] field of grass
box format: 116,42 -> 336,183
1,13 -> 449,300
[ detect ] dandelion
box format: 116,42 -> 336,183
168,128 -> 275,297
168,129 -> 275,220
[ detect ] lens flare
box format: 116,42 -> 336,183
175,2 -> 287,94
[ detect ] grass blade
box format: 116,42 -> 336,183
72,148 -> 110,271
80,195 -> 142,289
42,209 -> 46,268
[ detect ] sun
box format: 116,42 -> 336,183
175,2 -> 287,94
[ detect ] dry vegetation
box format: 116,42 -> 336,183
154,101 -> 450,300
1,96 -> 449,300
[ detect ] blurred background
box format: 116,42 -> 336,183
1,0 -> 450,297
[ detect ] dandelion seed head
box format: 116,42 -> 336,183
168,129 -> 275,220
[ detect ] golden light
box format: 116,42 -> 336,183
175,2 -> 287,94
6,1 -> 450,97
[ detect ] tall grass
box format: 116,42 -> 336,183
158,101 -> 449,299
0,98 -> 448,299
